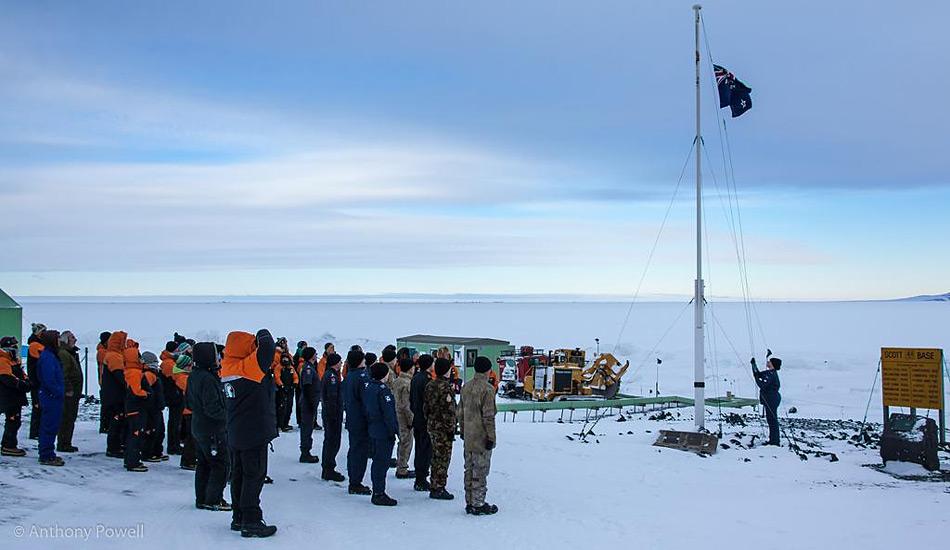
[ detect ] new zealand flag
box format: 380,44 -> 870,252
714,64 -> 752,118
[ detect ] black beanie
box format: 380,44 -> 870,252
418,354 -> 434,371
370,362 -> 389,381
398,357 -> 414,373
301,347 -> 317,362
324,342 -> 333,351
364,352 -> 377,366
434,357 -> 451,377
326,353 -> 342,368
769,357 -> 782,370
165,341 -> 178,353
381,348 -> 397,363
474,356 -> 492,373
100,332 -> 112,346
346,350 -> 365,368
193,342 -> 218,370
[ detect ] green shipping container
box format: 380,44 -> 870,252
0,288 -> 22,344
395,334 -> 514,383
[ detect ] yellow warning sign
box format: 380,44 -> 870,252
881,348 -> 944,410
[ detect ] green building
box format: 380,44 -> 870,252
0,288 -> 22,343
396,334 -> 513,382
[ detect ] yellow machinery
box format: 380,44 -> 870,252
523,348 -> 588,401
582,353 -> 630,399
523,349 -> 629,401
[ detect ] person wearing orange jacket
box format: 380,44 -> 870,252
173,353 -> 197,470
27,323 -> 46,440
221,329 -> 278,538
160,341 -> 184,455
96,331 -> 111,434
101,331 -> 128,458
123,340 -> 151,472
1,337 -> 31,457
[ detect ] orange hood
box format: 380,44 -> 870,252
124,346 -> 144,370
107,331 -> 128,353
221,331 -> 264,383
224,331 -> 256,359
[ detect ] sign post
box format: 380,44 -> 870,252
880,348 -> 944,444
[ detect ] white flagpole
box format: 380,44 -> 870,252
692,4 -> 706,430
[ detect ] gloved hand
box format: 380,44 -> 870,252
485,439 -> 495,451
750,357 -> 757,367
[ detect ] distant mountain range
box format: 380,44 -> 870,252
898,292 -> 950,302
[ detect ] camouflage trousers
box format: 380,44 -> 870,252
429,434 -> 454,490
464,449 -> 492,506
396,424 -> 414,475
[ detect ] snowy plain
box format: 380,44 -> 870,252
1,298 -> 948,549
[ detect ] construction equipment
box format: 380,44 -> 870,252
499,347 -> 632,402
582,353 -> 630,399
497,346 -> 548,399
524,348 -> 588,402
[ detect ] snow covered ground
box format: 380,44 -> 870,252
2,299 -> 948,548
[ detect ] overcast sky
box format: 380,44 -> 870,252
1,1 -> 948,300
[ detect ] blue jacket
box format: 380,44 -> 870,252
342,367 -> 369,432
298,362 -> 319,412
363,378 -> 398,440
753,367 -> 781,408
37,348 -> 65,400
321,368 -> 344,424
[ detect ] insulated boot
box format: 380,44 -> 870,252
125,463 -> 148,472
322,469 -> 346,482
429,488 -> 455,500
371,493 -> 398,506
143,455 -> 163,463
299,451 -> 319,464
348,484 -> 371,495
230,519 -> 242,532
1,447 -> 26,457
395,469 -> 415,479
106,450 -> 124,459
469,503 -> 499,516
241,520 -> 277,538
199,500 -> 232,512
413,479 -> 431,492
39,456 -> 65,467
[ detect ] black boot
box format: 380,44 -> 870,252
322,469 -> 346,482
429,488 -> 455,500
240,520 -> 277,538
469,503 -> 499,515
413,479 -> 431,492
371,493 -> 398,506
395,469 -> 415,479
299,451 -> 319,464
348,484 -> 371,495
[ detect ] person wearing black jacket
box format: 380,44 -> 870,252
409,354 -> 435,492
220,329 -> 278,538
27,323 -> 46,440
297,347 -> 319,463
751,356 -> 782,446
320,353 -> 345,481
161,341 -> 184,455
0,336 -> 30,457
187,342 -> 231,512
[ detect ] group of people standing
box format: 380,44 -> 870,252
2,324 -> 501,539
1,323 -> 83,465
